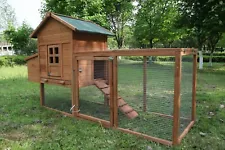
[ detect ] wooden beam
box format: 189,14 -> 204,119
150,111 -> 190,121
73,57 -> 79,117
172,51 -> 182,145
78,113 -> 110,127
178,121 -> 195,144
192,53 -> 197,121
43,106 -> 73,117
117,128 -> 172,146
74,48 -> 188,57
40,83 -> 45,106
113,56 -> 118,127
76,56 -> 110,60
143,56 -> 147,112
109,60 -> 114,127
181,48 -> 196,56
25,53 -> 38,61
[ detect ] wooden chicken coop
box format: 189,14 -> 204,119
26,12 -> 197,146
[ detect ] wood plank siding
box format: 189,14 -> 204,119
37,18 -> 73,84
73,32 -> 108,87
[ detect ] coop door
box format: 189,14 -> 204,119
76,56 -> 113,126
47,45 -> 61,77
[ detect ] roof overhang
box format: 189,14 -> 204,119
30,12 -> 76,38
30,12 -> 114,38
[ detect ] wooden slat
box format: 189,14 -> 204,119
25,53 -> 38,61
178,121 -> 195,144
94,80 -> 108,89
76,56 -> 110,60
172,51 -> 182,145
43,106 -> 73,117
117,128 -> 172,146
78,113 -> 110,127
192,53 -> 197,121
74,48 -> 190,57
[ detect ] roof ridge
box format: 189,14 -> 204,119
51,12 -> 113,35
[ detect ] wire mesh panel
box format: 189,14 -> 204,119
179,55 -> 193,135
45,84 -> 72,114
78,58 -> 111,121
117,56 -> 175,141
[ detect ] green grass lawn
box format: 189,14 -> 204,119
0,62 -> 225,150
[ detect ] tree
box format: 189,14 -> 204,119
0,0 -> 17,31
104,0 -> 133,49
204,0 -> 225,66
134,0 -> 178,48
177,0 -> 225,68
41,0 -> 134,49
40,0 -> 108,28
4,22 -> 37,55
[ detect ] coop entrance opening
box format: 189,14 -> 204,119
94,60 -> 107,80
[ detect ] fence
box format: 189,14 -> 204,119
40,48 -> 197,146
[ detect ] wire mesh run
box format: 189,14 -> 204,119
117,56 -> 175,141
45,84 -> 72,114
179,55 -> 193,135
78,59 -> 111,121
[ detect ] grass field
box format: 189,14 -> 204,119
0,61 -> 225,149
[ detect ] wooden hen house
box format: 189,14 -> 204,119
26,12 -> 114,87
26,12 -> 138,119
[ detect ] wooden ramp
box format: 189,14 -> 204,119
94,79 -> 138,119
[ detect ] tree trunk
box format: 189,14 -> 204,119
199,51 -> 203,69
208,52 -> 213,67
149,39 -> 153,48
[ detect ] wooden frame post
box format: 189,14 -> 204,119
40,83 -> 45,106
109,60 -> 114,127
192,52 -> 197,121
172,51 -> 182,145
143,56 -> 147,112
113,56 -> 118,127
72,57 -> 79,117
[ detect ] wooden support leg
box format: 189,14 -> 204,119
40,83 -> 45,106
192,53 -> 197,121
172,52 -> 182,145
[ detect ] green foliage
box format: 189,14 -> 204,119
3,22 -> 37,55
178,0 -> 225,51
123,55 -> 225,63
104,0 -> 133,48
41,0 -> 133,49
134,0 -> 179,48
0,55 -> 26,67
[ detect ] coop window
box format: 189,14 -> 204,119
48,45 -> 60,64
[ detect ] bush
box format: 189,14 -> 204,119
0,59 -> 4,67
204,53 -> 225,56
0,55 -> 27,67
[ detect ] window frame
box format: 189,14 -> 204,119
48,45 -> 60,66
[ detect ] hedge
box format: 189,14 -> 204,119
123,56 -> 225,62
0,55 -> 26,67
204,53 -> 225,56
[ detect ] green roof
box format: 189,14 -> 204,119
55,14 -> 114,36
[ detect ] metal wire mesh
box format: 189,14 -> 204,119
78,59 -> 110,121
45,84 -> 72,113
179,55 -> 193,135
117,56 -> 175,141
